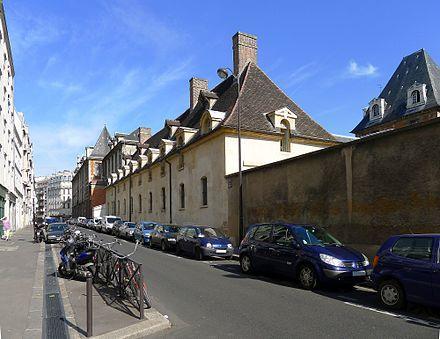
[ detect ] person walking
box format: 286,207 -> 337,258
1,216 -> 11,241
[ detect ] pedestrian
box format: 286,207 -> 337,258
1,216 -> 11,241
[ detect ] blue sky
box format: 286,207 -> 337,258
5,0 -> 440,175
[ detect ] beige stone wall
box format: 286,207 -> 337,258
227,118 -> 440,249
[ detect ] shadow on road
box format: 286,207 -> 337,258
211,262 -> 440,330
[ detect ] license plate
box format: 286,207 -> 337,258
352,270 -> 366,277
216,250 -> 227,254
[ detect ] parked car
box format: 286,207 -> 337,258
239,223 -> 371,290
119,222 -> 137,240
150,224 -> 180,251
134,222 -> 158,245
45,223 -> 68,243
77,217 -> 87,227
176,225 -> 234,260
101,216 -> 122,234
372,234 -> 439,310
112,219 -> 126,237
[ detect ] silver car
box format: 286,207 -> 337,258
119,222 -> 137,240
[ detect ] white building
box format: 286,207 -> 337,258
46,170 -> 73,218
0,4 -> 35,230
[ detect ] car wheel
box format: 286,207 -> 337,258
161,240 -> 167,252
240,254 -> 253,274
378,280 -> 406,310
195,247 -> 203,261
298,264 -> 318,290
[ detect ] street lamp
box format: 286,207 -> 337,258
217,67 -> 244,244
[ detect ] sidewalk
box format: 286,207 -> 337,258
50,244 -> 170,338
0,227 -> 45,339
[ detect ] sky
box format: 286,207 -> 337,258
4,0 -> 440,176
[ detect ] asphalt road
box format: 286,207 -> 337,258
81,228 -> 440,338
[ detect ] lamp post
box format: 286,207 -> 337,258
217,67 -> 244,244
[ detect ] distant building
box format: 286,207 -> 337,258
0,4 -> 35,230
72,127 -> 111,218
46,170 -> 72,218
352,49 -> 440,137
35,176 -> 48,221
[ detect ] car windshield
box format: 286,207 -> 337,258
48,224 -> 66,232
200,227 -> 226,238
294,226 -> 341,246
107,217 -> 121,224
163,225 -> 179,232
142,224 -> 155,230
126,223 -> 136,228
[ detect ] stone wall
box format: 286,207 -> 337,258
227,118 -> 440,255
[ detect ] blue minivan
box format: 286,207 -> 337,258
134,221 -> 158,245
372,234 -> 440,310
239,223 -> 371,289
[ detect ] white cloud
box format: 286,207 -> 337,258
347,60 -> 378,77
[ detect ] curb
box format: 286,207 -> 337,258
51,244 -> 170,338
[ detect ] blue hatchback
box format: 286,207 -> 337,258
372,234 -> 440,310
134,221 -> 158,245
239,223 -> 371,289
176,225 -> 234,260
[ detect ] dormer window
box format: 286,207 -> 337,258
406,82 -> 427,109
280,120 -> 291,152
177,136 -> 184,148
368,98 -> 385,120
160,146 -> 165,157
411,90 -> 420,104
201,114 -> 212,134
372,104 -> 380,118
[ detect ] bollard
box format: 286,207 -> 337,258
139,263 -> 144,320
86,276 -> 93,337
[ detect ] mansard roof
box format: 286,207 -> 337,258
352,49 -> 440,134
144,62 -> 335,151
90,126 -> 111,158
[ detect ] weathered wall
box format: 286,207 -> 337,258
227,118 -> 440,252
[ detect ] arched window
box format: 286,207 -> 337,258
161,187 -> 166,211
372,104 -> 380,117
117,200 -> 120,215
180,183 -> 185,209
177,136 -> 184,147
280,119 -> 291,152
178,153 -> 184,170
411,90 -> 420,104
138,194 -> 142,213
148,192 -> 152,213
123,199 -> 127,215
201,177 -> 208,206
201,115 -> 212,134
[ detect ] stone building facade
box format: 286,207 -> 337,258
72,127 -> 111,218
0,4 -> 35,230
35,176 -> 48,221
46,170 -> 72,218
105,32 -> 339,243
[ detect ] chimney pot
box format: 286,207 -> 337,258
233,32 -> 258,75
189,77 -> 208,112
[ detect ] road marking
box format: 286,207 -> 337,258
344,302 -> 440,328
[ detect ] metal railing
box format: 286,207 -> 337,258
93,241 -> 151,319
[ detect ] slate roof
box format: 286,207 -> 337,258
144,62 -> 335,150
90,126 -> 111,158
351,49 -> 440,134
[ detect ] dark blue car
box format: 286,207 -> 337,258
239,223 -> 371,289
134,221 -> 158,245
176,225 -> 234,260
372,234 -> 439,310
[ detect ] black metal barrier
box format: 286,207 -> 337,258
93,242 -> 152,319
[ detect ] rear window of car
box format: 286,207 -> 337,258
392,237 -> 433,261
253,225 -> 272,242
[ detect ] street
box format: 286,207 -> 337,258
82,228 -> 440,338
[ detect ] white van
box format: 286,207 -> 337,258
102,216 -> 122,234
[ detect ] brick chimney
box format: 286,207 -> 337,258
137,127 -> 151,144
189,77 -> 208,112
233,32 -> 258,75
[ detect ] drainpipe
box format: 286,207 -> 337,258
165,160 -> 172,224
129,176 -> 132,222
